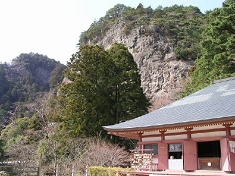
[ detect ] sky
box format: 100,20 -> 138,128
0,0 -> 225,65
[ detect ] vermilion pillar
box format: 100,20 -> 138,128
183,140 -> 198,171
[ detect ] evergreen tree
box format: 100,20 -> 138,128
49,63 -> 66,88
59,45 -> 114,137
107,43 -> 150,124
0,64 -> 12,127
0,64 -> 11,101
181,0 -> 235,96
57,44 -> 150,138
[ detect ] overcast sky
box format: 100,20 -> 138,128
0,0 -> 224,65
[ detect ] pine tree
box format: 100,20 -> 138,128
181,0 -> 235,96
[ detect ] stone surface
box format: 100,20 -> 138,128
91,22 -> 194,110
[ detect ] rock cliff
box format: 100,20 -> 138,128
91,21 -> 194,109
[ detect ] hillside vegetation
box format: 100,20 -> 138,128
0,53 -> 65,128
0,1 -> 235,175
181,0 -> 235,95
80,1 -> 235,96
80,3 -> 205,61
79,3 -> 207,106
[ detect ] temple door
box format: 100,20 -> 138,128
221,138 -> 235,172
158,142 -> 168,170
183,140 -> 197,171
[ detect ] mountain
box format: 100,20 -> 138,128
0,53 -> 66,128
79,4 -> 206,109
1,2 -> 235,172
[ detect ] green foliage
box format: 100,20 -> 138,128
28,115 -> 43,131
0,139 -> 5,161
0,53 -> 66,129
12,53 -> 57,74
89,166 -> 131,176
0,119 -> 28,161
3,2 -> 235,171
158,5 -> 205,60
1,118 -> 30,149
0,115 -> 45,161
59,45 -> 114,137
79,4 -> 128,45
107,43 -> 150,123
49,63 -> 66,88
0,65 -> 12,129
11,53 -> 62,93
0,65 -> 11,101
79,4 -> 204,61
180,0 -> 235,97
36,138 -> 55,165
0,171 -> 11,176
56,43 -> 150,138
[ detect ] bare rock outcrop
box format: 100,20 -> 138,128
94,22 -> 194,109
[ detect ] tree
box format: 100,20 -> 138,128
0,64 -> 11,106
58,45 -> 114,137
81,137 -> 130,167
105,4 -> 127,19
180,0 -> 235,96
49,63 -> 66,89
0,139 -> 5,161
0,117 -> 38,166
107,43 -> 150,124
57,44 -> 150,138
0,64 -> 12,128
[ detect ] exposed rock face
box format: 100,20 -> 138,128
94,22 -> 194,109
9,63 -> 51,87
34,67 -> 51,85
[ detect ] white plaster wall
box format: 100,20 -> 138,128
231,123 -> 235,136
142,137 -> 161,142
143,128 -> 185,136
191,131 -> 226,138
231,129 -> 235,136
165,134 -> 186,140
143,131 -> 159,136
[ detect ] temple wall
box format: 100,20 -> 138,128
142,136 -> 161,142
191,131 -> 226,138
165,134 -> 186,140
231,129 -> 235,135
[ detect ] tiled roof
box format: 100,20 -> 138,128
103,77 -> 235,131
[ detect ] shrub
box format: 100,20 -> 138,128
89,166 -> 132,176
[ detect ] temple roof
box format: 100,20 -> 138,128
103,77 -> 235,133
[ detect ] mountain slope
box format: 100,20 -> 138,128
79,4 -> 205,109
0,53 -> 66,127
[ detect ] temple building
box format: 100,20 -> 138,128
103,77 -> 235,173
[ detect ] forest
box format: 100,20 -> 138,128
0,0 -> 235,175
